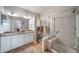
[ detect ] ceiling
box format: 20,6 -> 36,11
19,6 -> 51,14
19,6 -> 75,14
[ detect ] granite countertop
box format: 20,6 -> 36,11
0,30 -> 34,37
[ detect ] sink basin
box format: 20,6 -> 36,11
3,31 -> 13,34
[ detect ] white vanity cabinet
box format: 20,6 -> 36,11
11,32 -> 34,49
0,32 -> 34,53
24,32 -> 34,44
0,36 -> 11,52
11,34 -> 24,49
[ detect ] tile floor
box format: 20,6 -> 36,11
17,43 -> 42,53
8,42 -> 50,53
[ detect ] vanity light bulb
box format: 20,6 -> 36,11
23,16 -> 31,19
23,16 -> 27,18
8,12 -> 12,16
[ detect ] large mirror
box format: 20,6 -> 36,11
0,14 -> 28,34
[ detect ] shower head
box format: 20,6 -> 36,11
72,8 -> 78,14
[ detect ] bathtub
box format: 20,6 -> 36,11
42,36 -> 76,53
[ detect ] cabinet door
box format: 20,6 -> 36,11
24,34 -> 29,44
1,36 -> 11,52
24,33 -> 34,44
11,35 -> 24,49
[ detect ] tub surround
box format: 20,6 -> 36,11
42,37 -> 76,53
42,36 -> 57,52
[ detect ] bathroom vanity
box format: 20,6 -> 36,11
0,31 -> 34,53
0,9 -> 36,53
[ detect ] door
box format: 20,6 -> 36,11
63,15 -> 76,48
76,14 -> 79,48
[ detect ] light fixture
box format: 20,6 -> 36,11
8,12 -> 19,17
23,15 -> 32,19
8,12 -> 14,16
13,13 -> 18,17
8,12 -> 12,16
23,16 -> 27,18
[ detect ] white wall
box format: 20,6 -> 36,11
36,16 -> 41,26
